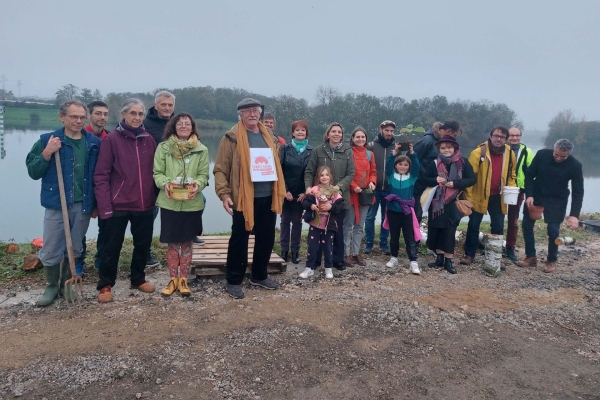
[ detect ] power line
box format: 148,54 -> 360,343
17,80 -> 23,98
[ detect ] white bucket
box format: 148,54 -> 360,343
503,186 -> 520,205
482,233 -> 503,276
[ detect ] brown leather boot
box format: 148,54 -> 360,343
344,255 -> 356,268
161,278 -> 178,296
353,255 -> 366,267
543,261 -> 556,273
516,257 -> 537,268
459,255 -> 473,265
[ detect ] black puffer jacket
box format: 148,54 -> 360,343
280,143 -> 314,197
367,135 -> 396,191
143,106 -> 173,144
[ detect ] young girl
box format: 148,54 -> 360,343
384,143 -> 421,274
299,166 -> 344,279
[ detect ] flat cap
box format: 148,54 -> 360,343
237,98 -> 262,110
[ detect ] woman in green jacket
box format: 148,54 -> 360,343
153,113 -> 209,297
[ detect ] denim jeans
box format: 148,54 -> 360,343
521,205 -> 561,261
343,204 -> 370,256
464,194 -> 506,258
364,190 -> 390,246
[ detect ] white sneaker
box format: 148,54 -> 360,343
299,267 -> 314,279
410,261 -> 421,275
325,268 -> 334,279
385,257 -> 398,268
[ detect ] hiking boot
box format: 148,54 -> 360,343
325,268 -> 334,279
543,261 -> 556,273
344,255 -> 356,268
299,267 -> 314,279
505,247 -> 518,262
178,277 -> 191,297
410,261 -> 421,275
380,244 -> 391,255
291,252 -> 300,264
249,277 -> 279,290
517,257 -> 537,268
333,262 -> 346,271
131,281 -> 156,293
354,255 -> 366,267
428,254 -> 444,268
98,286 -> 113,303
146,253 -> 160,268
364,243 -> 373,254
280,250 -> 289,262
161,278 -> 178,297
444,258 -> 457,274
225,283 -> 244,299
459,255 -> 474,265
385,257 -> 398,268
36,265 -> 60,307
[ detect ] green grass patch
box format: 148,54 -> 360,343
3,107 -> 62,130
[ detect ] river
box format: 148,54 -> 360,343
1,128 -> 599,242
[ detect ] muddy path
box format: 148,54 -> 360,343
1,240 -> 599,399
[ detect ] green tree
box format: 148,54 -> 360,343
79,88 -> 93,104
54,84 -> 80,106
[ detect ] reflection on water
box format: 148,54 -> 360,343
1,129 -> 599,242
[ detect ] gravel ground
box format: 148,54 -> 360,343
0,239 -> 599,399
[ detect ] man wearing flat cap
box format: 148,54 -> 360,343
213,98 -> 286,299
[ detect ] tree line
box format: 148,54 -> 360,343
53,84 -> 523,148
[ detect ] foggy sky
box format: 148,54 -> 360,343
1,0 -> 599,129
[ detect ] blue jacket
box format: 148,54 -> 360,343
26,128 -> 101,214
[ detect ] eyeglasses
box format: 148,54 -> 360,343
176,122 -> 192,128
127,111 -> 145,117
240,108 -> 261,115
92,111 -> 109,117
66,115 -> 87,121
491,134 -> 506,140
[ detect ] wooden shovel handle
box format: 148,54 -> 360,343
54,151 -> 78,277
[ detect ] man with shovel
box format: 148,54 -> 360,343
26,100 -> 101,306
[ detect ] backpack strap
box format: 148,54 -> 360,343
349,147 -> 372,162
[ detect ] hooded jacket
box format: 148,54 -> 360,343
143,106 -> 173,144
512,143 -> 534,189
94,122 -> 157,218
303,142 -> 355,209
367,134 -> 396,191
213,122 -> 281,209
413,129 -> 443,166
26,128 -> 101,214
464,142 -> 517,215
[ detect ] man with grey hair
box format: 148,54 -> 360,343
517,139 -> 584,273
213,98 -> 286,299
26,100 -> 102,306
143,90 -> 176,267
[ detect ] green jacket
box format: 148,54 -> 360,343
513,143 -> 534,189
304,143 -> 355,209
153,140 -> 209,212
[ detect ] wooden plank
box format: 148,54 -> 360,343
192,255 -> 285,263
192,264 -> 286,276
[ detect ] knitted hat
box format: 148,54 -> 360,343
435,134 -> 459,149
237,98 -> 262,110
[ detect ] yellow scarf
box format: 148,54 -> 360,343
168,135 -> 198,159
236,122 -> 286,230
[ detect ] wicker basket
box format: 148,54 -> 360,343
169,183 -> 193,200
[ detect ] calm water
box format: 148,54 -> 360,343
1,129 -> 599,242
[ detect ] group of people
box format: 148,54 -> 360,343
27,94 -> 584,304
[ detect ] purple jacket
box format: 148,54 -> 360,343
94,122 -> 157,219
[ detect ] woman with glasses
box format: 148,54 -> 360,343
94,98 -> 158,303
153,113 -> 209,297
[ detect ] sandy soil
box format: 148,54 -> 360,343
1,239 -> 599,399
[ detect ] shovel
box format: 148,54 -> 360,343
55,150 -> 84,306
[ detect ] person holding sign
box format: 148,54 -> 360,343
213,98 -> 286,299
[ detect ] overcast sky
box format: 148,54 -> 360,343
1,0 -> 599,129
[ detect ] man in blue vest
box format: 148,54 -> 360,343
26,100 -> 101,306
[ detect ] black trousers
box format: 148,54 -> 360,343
306,226 -> 335,269
332,209 -> 346,264
97,210 -> 154,290
388,209 -> 418,261
226,196 -> 276,285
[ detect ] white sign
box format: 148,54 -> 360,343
250,148 -> 278,182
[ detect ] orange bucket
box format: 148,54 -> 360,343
527,204 -> 544,220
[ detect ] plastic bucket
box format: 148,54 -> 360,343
527,204 -> 544,220
503,186 -> 520,205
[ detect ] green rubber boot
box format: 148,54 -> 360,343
36,265 -> 61,306
60,257 -> 78,302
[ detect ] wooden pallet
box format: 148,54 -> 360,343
191,235 -> 287,276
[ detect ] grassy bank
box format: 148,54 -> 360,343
2,215 -> 598,283
3,107 -> 62,130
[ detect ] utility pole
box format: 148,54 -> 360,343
16,80 -> 23,98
